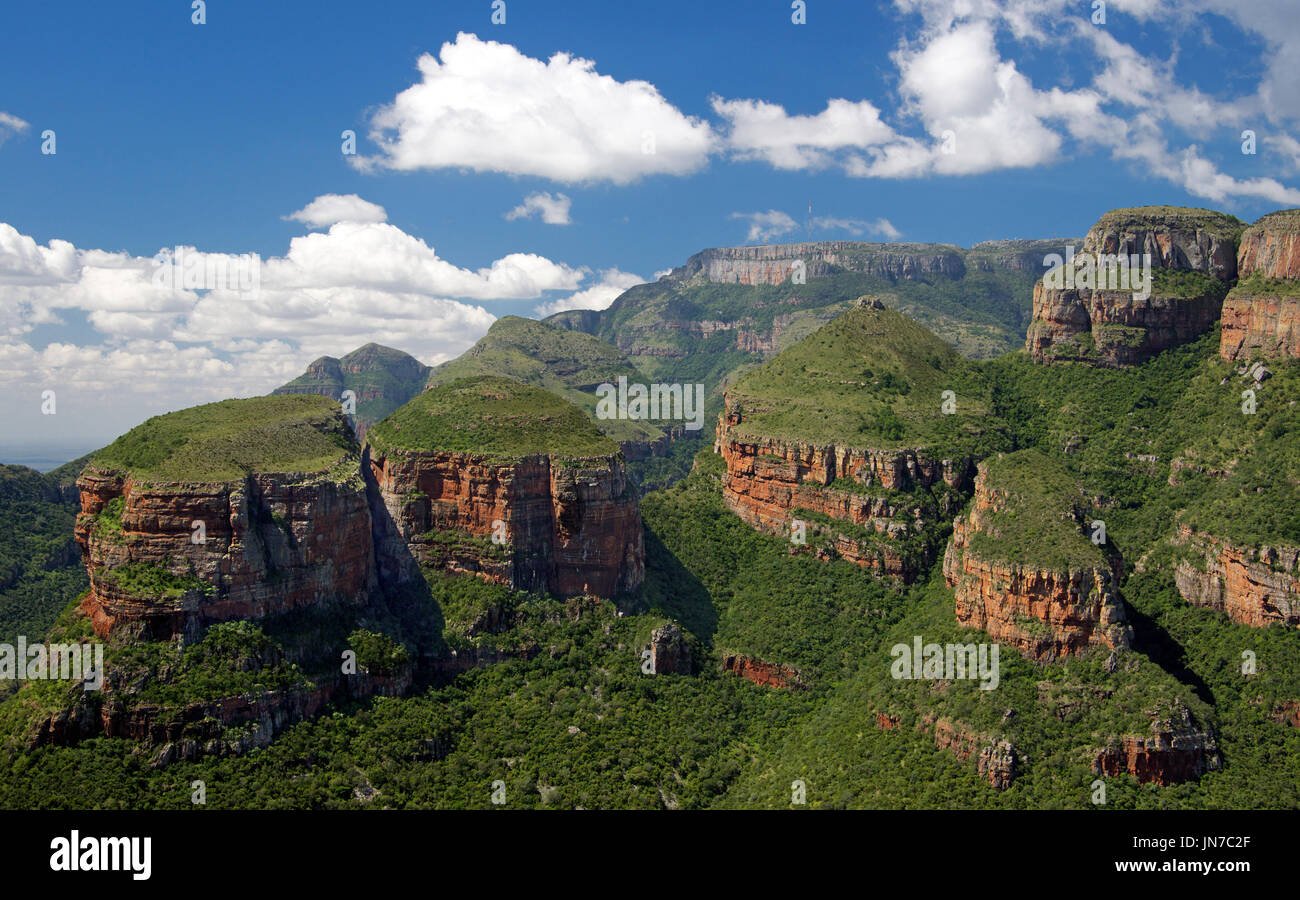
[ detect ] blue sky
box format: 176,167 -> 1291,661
3,0 -> 1299,457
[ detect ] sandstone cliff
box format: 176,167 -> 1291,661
668,241 -> 966,286
1220,210 -> 1300,361
943,452 -> 1132,661
1027,207 -> 1243,366
1092,700 -> 1220,786
1172,524 -> 1300,628
365,377 -> 644,599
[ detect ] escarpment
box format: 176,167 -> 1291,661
365,376 -> 644,598
943,451 -> 1132,661
75,397 -> 375,641
715,304 -> 999,580
1220,210 -> 1300,361
1027,207 -> 1244,366
1092,701 -> 1220,786
1172,525 -> 1300,628
669,241 -> 966,285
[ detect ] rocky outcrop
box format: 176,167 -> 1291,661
943,461 -> 1132,661
717,401 -> 971,581
646,623 -> 692,675
669,242 -> 966,286
921,716 -> 1018,790
721,654 -> 802,689
1092,702 -> 1220,786
1220,210 -> 1300,361
1027,207 -> 1242,366
273,343 -> 430,437
1172,524 -> 1300,628
75,466 -> 375,641
368,449 -> 643,598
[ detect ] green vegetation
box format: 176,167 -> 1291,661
90,394 -> 358,483
1090,206 -> 1246,242
97,562 -> 210,600
348,629 -> 411,676
273,343 -> 431,429
367,376 -> 619,461
1150,267 -> 1231,300
1230,273 -> 1300,299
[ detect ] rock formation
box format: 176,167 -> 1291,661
646,622 -> 692,675
668,242 -> 966,285
1026,207 -> 1243,366
720,654 -> 803,689
943,452 -> 1132,661
365,377 -> 644,599
1220,209 -> 1300,361
1092,701 -> 1220,786
1172,524 -> 1300,628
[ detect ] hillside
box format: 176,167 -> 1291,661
424,316 -> 667,447
273,343 -> 431,437
367,376 -> 619,462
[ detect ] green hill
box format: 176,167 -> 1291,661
425,316 -> 666,446
366,376 -> 619,462
725,301 -> 1004,457
90,394 -> 359,483
273,343 -> 431,433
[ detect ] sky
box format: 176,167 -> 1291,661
3,0 -> 1300,459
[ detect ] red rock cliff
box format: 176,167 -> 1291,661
1220,209 -> 1300,361
1172,524 -> 1300,628
716,399 -> 971,581
75,466 -> 375,640
368,448 -> 643,598
1026,207 -> 1241,367
943,462 -> 1132,661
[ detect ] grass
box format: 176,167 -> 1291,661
90,394 -> 358,483
367,376 -> 619,461
98,562 -> 211,599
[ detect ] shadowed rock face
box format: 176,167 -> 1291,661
1027,207 -> 1243,367
1172,525 -> 1300,628
1221,210 -> 1300,361
368,448 -> 644,598
75,466 -> 375,641
942,460 -> 1132,662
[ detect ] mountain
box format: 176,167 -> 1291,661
272,343 -> 431,437
544,238 -> 1079,405
424,316 -> 669,452
367,375 -> 644,598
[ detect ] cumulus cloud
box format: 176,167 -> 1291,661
712,97 -> 897,170
0,112 -> 28,147
815,216 -> 903,240
354,32 -> 714,184
505,191 -> 573,225
731,210 -> 800,243
534,267 -> 643,317
284,194 -> 388,228
0,215 -> 623,446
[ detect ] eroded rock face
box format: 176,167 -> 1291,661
670,242 -> 966,285
943,464 -> 1132,661
1172,525 -> 1300,628
720,654 -> 803,689
716,402 -> 971,581
75,466 -> 375,641
1092,702 -> 1220,786
1027,207 -> 1241,367
921,716 -> 1018,790
1220,210 -> 1300,361
647,623 -> 692,675
368,449 -> 643,598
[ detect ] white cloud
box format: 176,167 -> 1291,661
815,216 -> 903,240
0,112 -> 29,147
534,267 -> 643,318
711,97 -> 897,170
0,214 -> 634,447
731,210 -> 800,243
505,191 -> 573,225
284,194 -> 388,228
354,32 -> 715,184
